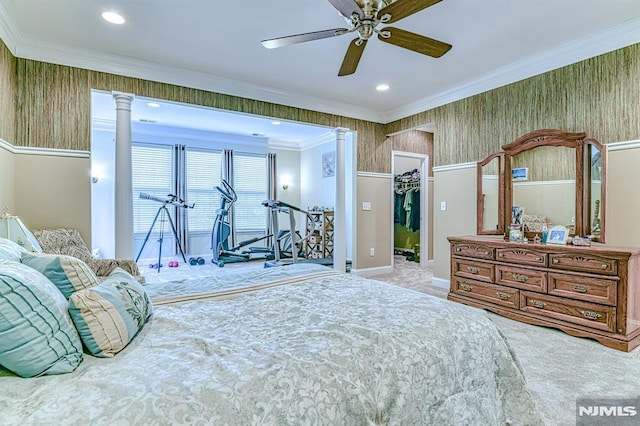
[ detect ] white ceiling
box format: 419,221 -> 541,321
1,0 -> 639,142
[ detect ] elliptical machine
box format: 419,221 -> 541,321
211,180 -> 272,267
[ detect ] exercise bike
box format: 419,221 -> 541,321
211,180 -> 273,267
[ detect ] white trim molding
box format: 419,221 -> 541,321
0,138 -> 89,158
350,265 -> 394,278
431,277 -> 450,290
433,162 -> 477,173
357,172 -> 393,179
608,139 -> 640,152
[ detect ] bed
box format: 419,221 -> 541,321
1,258 -> 542,425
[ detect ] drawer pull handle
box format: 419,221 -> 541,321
602,264 -> 609,270
552,259 -> 559,264
580,310 -> 603,320
467,266 -> 480,274
531,300 -> 546,309
513,273 -> 528,283
497,292 -> 510,300
572,284 -> 590,293
455,247 -> 461,252
498,253 -> 504,257
461,284 -> 473,292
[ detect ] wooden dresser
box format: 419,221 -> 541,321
448,236 -> 640,351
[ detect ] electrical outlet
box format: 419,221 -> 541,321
370,247 -> 375,256
362,202 -> 372,211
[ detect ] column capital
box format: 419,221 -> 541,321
112,92 -> 135,110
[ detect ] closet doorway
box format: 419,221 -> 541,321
392,150 -> 430,268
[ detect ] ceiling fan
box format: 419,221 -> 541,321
261,0 -> 452,76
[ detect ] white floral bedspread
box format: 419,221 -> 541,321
1,265 -> 542,425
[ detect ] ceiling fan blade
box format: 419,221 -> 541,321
262,28 -> 351,49
378,0 -> 442,24
327,0 -> 364,20
338,38 -> 367,76
378,27 -> 451,57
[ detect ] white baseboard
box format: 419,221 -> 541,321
431,277 -> 450,289
351,265 -> 393,277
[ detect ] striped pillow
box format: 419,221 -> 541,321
0,259 -> 83,377
21,252 -> 100,299
68,268 -> 153,357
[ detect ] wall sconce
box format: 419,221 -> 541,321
280,175 -> 291,190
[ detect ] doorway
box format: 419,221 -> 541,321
392,151 -> 429,268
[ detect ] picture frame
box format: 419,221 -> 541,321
322,151 -> 335,178
546,225 -> 569,245
512,167 -> 528,181
511,206 -> 524,225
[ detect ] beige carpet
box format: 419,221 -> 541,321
142,256 -> 640,426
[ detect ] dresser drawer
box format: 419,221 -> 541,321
548,272 -> 617,306
451,243 -> 494,260
453,258 -> 494,283
452,277 -> 519,309
496,248 -> 546,266
496,265 -> 547,292
520,291 -> 616,332
549,253 -> 618,276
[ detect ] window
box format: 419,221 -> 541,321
132,143 -> 173,234
185,148 -> 222,233
233,153 -> 268,232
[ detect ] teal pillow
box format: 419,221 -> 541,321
0,259 -> 83,377
0,237 -> 27,262
69,268 -> 153,357
21,252 -> 100,299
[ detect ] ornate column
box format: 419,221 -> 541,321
113,92 -> 135,258
334,128 -> 347,272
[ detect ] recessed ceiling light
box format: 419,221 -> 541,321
376,84 -> 390,92
147,102 -> 160,108
102,11 -> 125,25
271,121 -> 281,125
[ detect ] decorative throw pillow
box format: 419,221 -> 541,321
0,237 -> 27,262
68,268 -> 153,357
21,252 -> 100,299
0,259 -> 83,377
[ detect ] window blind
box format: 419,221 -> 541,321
132,143 -> 173,234
185,148 -> 222,233
233,153 -> 268,231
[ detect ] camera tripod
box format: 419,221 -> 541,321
135,203 -> 187,272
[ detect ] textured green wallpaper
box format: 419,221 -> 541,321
11,52 -> 386,171
0,40 -> 16,144
386,43 -> 640,167
4,37 -> 640,173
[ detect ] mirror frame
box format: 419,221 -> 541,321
503,129 -> 606,242
476,129 -> 606,242
476,152 -> 505,235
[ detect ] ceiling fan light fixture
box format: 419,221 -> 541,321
101,11 -> 125,25
376,84 -> 390,91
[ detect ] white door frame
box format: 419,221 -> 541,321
391,150 -> 429,268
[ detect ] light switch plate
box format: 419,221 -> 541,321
440,201 -> 447,211
362,202 -> 372,211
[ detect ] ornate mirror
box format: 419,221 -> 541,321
476,152 -> 504,235
502,129 -> 606,242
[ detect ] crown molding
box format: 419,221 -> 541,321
2,11 -> 638,126
298,131 -> 337,151
385,17 -> 640,123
